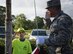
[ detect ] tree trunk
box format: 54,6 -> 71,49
5,0 -> 12,54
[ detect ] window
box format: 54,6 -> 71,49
0,26 -> 5,38
32,31 -> 48,36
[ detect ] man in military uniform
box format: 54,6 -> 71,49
45,0 -> 73,54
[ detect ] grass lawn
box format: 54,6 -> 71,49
24,30 -> 32,39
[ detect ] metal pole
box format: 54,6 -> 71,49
34,0 -> 38,29
5,0 -> 12,54
34,0 -> 39,47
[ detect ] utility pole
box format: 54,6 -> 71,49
5,0 -> 12,54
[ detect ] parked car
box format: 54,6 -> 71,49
0,26 -> 14,38
29,29 -> 49,45
0,26 -> 5,38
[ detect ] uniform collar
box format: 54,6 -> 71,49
51,11 -> 63,23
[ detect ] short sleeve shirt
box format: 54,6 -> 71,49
12,39 -> 32,54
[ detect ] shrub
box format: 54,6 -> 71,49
0,38 -> 5,54
29,39 -> 36,51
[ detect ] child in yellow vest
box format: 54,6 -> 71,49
12,28 -> 32,54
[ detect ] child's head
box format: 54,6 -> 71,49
16,28 -> 26,39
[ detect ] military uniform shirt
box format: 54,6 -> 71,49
45,11 -> 72,46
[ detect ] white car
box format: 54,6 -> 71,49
29,29 -> 49,45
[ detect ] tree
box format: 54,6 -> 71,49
13,14 -> 26,30
13,14 -> 45,30
24,20 -> 36,30
0,6 -> 6,26
13,14 -> 36,30
34,16 -> 44,29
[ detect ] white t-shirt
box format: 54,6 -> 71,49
50,17 -> 55,22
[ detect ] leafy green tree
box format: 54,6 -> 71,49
0,6 -> 6,26
13,14 -> 26,30
34,16 -> 44,29
13,14 -> 45,30
13,13 -> 36,30
24,20 -> 36,30
12,15 -> 16,30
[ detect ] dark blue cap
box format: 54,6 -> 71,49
46,0 -> 61,9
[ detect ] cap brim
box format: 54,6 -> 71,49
45,6 -> 52,9
45,6 -> 49,9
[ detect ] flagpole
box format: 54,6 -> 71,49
34,0 -> 39,47
34,0 -> 38,29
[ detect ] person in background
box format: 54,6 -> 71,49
12,27 -> 32,54
45,0 -> 73,54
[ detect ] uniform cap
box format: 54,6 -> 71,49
46,0 -> 61,9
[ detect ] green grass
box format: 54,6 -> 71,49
25,30 -> 32,34
0,38 -> 5,54
24,30 -> 32,39
0,38 -> 5,46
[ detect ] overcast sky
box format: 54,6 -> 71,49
0,0 -> 73,20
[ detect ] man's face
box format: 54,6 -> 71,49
47,7 -> 57,17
